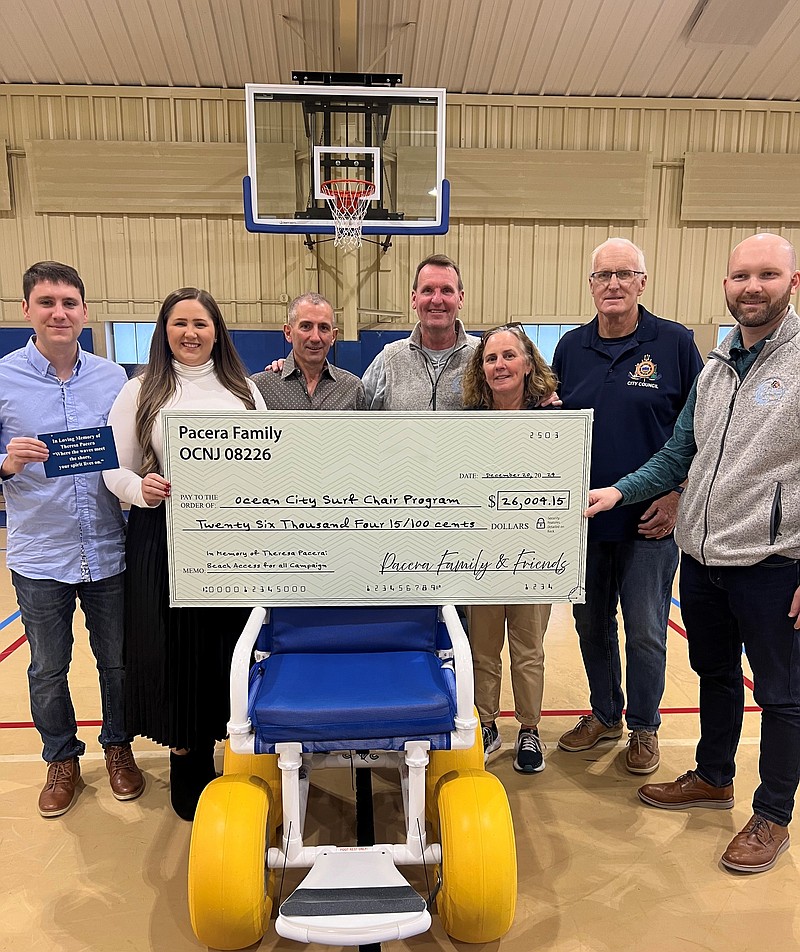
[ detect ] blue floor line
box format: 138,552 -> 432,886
0,610 -> 21,631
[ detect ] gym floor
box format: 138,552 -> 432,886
0,530 -> 794,952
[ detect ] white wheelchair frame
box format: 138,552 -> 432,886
188,605 -> 517,949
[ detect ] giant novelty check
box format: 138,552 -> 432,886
163,409 -> 593,607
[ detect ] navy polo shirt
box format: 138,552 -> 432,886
552,306 -> 704,541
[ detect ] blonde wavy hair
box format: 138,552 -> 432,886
462,324 -> 557,408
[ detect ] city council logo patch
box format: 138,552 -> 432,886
754,377 -> 786,406
629,354 -> 661,382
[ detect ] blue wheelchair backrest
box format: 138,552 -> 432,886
257,605 -> 445,655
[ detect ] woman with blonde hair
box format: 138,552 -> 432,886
104,288 -> 266,818
463,323 -> 558,773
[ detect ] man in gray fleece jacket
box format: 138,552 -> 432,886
362,254 -> 478,410
585,233 -> 800,875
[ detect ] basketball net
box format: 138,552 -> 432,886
320,179 -> 375,252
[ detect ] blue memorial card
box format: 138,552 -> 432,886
39,426 -> 119,478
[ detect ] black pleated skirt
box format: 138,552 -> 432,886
123,505 -> 250,750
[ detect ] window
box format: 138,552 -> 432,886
108,322 -> 156,364
717,325 -> 734,346
519,324 -> 580,365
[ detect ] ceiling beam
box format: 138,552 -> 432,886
337,0 -> 359,71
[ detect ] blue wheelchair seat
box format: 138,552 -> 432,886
247,606 -> 457,753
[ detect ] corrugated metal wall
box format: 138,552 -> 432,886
1,85 -> 800,332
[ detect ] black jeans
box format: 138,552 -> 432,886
680,552 -> 800,826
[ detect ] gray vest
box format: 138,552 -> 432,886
676,306 -> 800,565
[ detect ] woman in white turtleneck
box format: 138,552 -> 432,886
104,288 -> 266,820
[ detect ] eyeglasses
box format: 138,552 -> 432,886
589,270 -> 645,285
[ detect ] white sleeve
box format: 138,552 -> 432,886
102,379 -> 153,509
361,352 -> 386,410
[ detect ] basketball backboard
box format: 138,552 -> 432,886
243,81 -> 448,239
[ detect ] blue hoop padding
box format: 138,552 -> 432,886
243,176 -> 450,236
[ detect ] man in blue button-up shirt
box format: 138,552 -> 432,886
0,261 -> 144,817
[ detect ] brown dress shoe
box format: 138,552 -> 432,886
638,769 -> 734,810
721,814 -> 790,873
38,758 -> 81,817
104,744 -> 145,801
558,714 -> 623,752
626,730 -> 660,774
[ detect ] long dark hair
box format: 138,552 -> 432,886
135,288 -> 255,474
463,324 -> 558,408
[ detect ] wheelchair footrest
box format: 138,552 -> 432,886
276,847 -> 431,945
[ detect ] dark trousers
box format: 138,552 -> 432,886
12,570 -> 126,763
573,538 -> 678,731
679,552 -> 800,826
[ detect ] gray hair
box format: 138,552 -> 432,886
287,292 -> 336,325
590,238 -> 647,275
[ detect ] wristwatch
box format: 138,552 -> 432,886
673,486 -> 685,495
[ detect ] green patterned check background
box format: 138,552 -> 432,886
163,410 -> 593,607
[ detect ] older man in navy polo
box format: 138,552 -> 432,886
553,239 -> 703,774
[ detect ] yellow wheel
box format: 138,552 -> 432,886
426,714 -> 484,826
223,740 -> 282,832
436,767 -> 517,942
188,775 -> 273,950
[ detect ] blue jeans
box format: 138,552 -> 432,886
680,553 -> 800,827
573,538 -> 678,731
11,571 -> 128,763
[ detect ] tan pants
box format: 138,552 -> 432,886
467,603 -> 552,727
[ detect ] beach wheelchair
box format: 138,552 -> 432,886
188,604 -> 517,949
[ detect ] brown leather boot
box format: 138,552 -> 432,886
38,758 -> 82,817
104,744 -> 145,801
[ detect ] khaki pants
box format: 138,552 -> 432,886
467,603 -> 551,727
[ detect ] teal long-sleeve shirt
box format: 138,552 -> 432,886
614,329 -> 766,506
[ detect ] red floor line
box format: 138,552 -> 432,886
498,706 -> 761,718
0,719 -> 102,729
0,634 -> 26,663
1,706 -> 763,730
668,618 -> 686,636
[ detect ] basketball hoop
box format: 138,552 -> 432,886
320,179 -> 375,252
